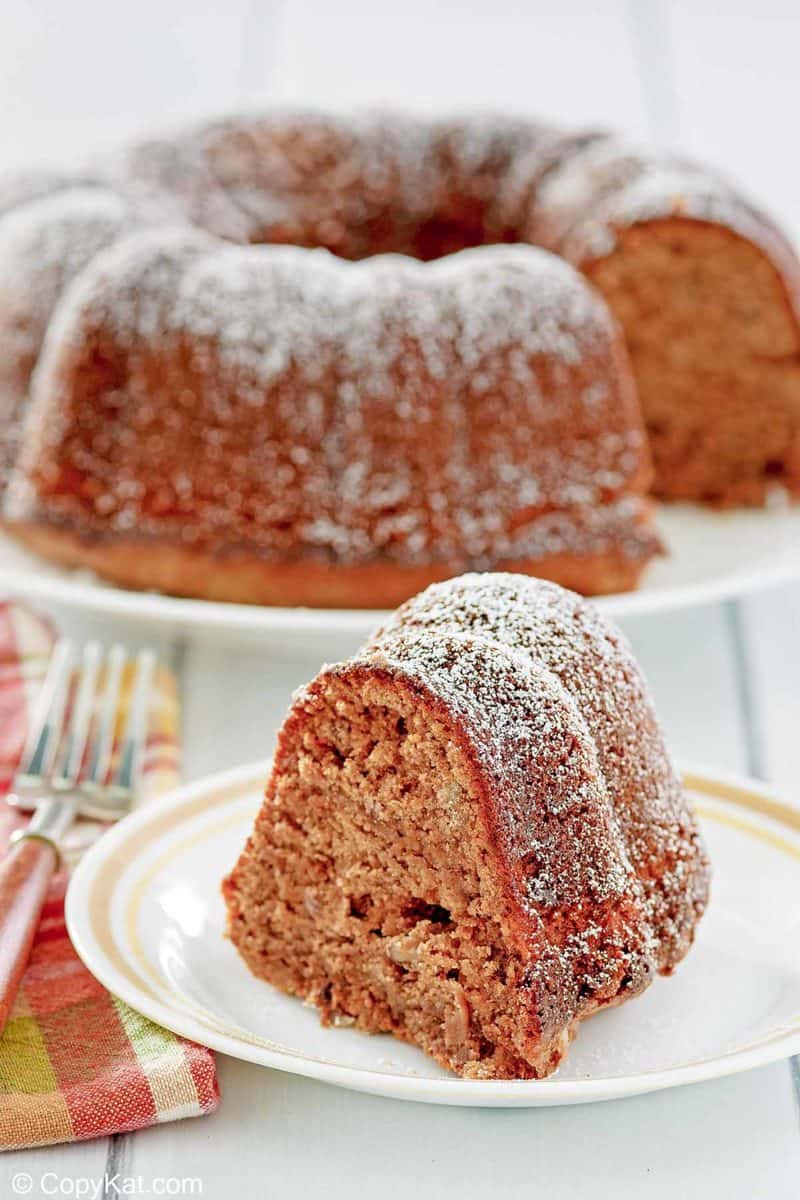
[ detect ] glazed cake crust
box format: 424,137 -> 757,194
223,573 -> 710,1078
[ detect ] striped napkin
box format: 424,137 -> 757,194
0,603 -> 219,1149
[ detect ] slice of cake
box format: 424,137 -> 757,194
223,573 -> 710,1079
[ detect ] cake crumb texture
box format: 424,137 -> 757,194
223,573 -> 710,1078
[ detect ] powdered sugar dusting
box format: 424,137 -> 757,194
284,573 -> 710,1045
3,109 -> 787,579
168,242 -> 612,380
0,187 -> 135,377
525,136 -> 799,270
0,171 -> 102,221
364,572 -> 710,972
19,232 -> 656,568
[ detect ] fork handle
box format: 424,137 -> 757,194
0,837 -> 58,1033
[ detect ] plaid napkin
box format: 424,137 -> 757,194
0,602 -> 219,1149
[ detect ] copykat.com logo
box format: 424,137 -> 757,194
12,1173 -> 203,1197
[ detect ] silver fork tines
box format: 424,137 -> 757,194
55,640 -> 101,788
0,638 -> 155,1036
15,638 -> 75,788
82,646 -> 156,819
116,649 -> 156,794
84,643 -> 126,793
9,639 -> 155,825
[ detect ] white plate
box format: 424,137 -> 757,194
4,502 -> 800,654
66,759 -> 800,1108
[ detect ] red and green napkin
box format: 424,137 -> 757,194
0,602 -> 219,1149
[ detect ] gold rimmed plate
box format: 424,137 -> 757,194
65,760 -> 800,1107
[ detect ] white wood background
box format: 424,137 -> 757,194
1,1 -> 800,1195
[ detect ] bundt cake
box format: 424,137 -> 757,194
2,112 -> 800,607
4,234 -> 655,606
0,185 -> 139,482
223,573 -> 710,1079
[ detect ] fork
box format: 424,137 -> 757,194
0,639 -> 155,1034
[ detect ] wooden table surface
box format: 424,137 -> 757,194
1,1 -> 799,1195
